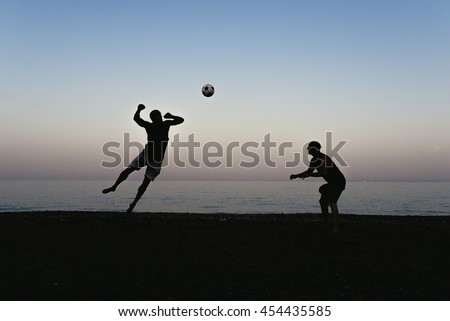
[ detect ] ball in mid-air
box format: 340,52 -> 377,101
202,84 -> 215,97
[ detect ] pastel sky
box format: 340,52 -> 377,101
1,0 -> 449,181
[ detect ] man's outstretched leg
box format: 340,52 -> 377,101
103,167 -> 136,194
127,176 -> 152,213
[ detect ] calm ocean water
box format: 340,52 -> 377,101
0,180 -> 449,216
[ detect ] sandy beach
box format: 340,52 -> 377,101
0,212 -> 449,300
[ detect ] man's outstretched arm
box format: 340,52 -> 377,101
290,168 -> 315,180
134,104 -> 149,127
291,166 -> 327,180
164,112 -> 184,126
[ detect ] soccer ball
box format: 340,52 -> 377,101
202,84 -> 215,97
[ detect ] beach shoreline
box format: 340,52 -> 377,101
1,212 -> 449,300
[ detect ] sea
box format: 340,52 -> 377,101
0,180 -> 449,216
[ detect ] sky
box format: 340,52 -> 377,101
1,0 -> 449,181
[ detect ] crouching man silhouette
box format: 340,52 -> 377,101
290,141 -> 346,233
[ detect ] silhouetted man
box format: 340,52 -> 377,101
103,104 -> 184,213
290,141 -> 346,233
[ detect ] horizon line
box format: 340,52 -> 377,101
1,178 -> 449,183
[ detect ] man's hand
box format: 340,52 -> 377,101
290,173 -> 309,180
299,172 -> 309,179
137,104 -> 146,111
164,112 -> 173,119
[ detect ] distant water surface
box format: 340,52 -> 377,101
0,180 -> 449,216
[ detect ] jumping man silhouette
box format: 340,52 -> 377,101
103,104 -> 184,213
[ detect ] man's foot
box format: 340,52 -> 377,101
102,187 -> 116,194
126,203 -> 136,214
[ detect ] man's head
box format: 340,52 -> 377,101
150,110 -> 163,123
307,141 -> 321,156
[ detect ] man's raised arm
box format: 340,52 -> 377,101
134,104 -> 149,127
163,112 -> 184,126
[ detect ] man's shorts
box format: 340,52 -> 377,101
319,184 -> 345,204
129,150 -> 162,181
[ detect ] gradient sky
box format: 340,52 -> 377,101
1,0 -> 449,181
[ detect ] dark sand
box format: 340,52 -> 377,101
0,212 -> 449,300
